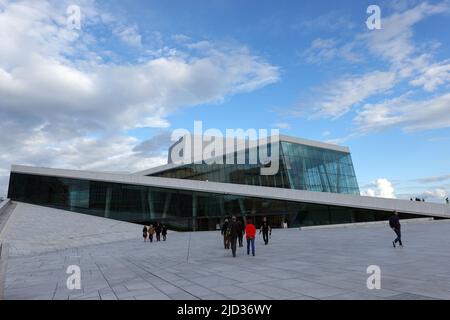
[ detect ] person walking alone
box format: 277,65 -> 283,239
260,217 -> 271,245
389,211 -> 403,248
245,218 -> 256,256
229,216 -> 240,257
142,225 -> 148,242
162,224 -> 168,241
237,219 -> 244,247
221,219 -> 230,250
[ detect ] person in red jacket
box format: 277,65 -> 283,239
245,218 -> 256,256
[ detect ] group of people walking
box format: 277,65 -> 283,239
410,197 -> 426,202
140,212 -> 406,253
142,222 -> 168,242
219,212 -> 405,256
221,216 -> 272,258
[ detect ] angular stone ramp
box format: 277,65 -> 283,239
0,202 -> 142,257
4,217 -> 450,300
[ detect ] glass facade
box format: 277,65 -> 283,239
151,141 -> 360,195
8,172 -> 419,231
151,145 -> 291,189
280,141 -> 360,194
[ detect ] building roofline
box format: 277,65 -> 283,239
133,162 -> 181,177
10,165 -> 450,219
278,135 -> 350,153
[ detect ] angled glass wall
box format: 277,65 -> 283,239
8,172 -> 417,231
280,141 -> 360,194
151,161 -> 292,189
150,141 -> 360,195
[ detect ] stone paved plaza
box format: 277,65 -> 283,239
2,203 -> 450,300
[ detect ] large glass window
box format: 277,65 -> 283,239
8,172 -> 422,231
280,141 -> 360,194
151,144 -> 291,189
150,141 -> 360,195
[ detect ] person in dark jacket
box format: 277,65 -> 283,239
229,216 -> 240,257
162,224 -> 168,241
142,225 -> 148,242
260,217 -> 271,245
237,219 -> 244,247
389,211 -> 403,247
155,222 -> 162,241
221,219 -> 230,250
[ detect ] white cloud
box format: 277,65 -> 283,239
302,38 -> 338,64
360,2 -> 450,68
410,60 -> 450,92
310,71 -> 397,119
0,0 -> 280,130
0,127 -> 168,196
0,0 -> 280,195
114,24 -> 142,47
416,174 -> 450,184
361,178 -> 396,199
361,188 -> 376,197
302,38 -> 362,64
420,188 -> 449,202
172,34 -> 191,43
272,122 -> 290,129
355,92 -> 450,133
297,1 -> 450,128
295,11 -> 356,33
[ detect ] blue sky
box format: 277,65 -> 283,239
0,0 -> 449,201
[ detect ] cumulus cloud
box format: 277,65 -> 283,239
361,178 -> 396,199
0,0 -> 280,196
